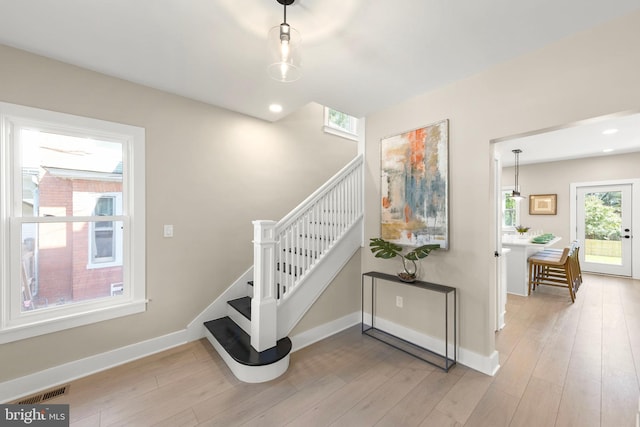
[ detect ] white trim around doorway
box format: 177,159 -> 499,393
570,179 -> 640,280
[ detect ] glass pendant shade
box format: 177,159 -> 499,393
268,22 -> 301,82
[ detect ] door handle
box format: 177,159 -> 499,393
623,235 -> 631,239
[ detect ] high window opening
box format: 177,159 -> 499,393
323,107 -> 359,141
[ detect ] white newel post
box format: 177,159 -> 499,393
251,220 -> 278,352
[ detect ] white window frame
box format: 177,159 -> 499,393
0,102 -> 146,344
323,107 -> 360,141
501,187 -> 520,231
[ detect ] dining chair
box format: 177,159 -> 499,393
528,240 -> 580,302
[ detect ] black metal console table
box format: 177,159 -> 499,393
361,271 -> 457,372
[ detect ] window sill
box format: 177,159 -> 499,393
87,261 -> 123,270
0,299 -> 147,344
322,125 -> 359,142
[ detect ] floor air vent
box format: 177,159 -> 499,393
13,384 -> 70,404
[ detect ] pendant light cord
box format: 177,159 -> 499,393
512,149 -> 522,194
515,152 -> 519,191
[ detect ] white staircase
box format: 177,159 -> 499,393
204,155 -> 364,382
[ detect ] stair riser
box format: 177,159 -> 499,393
204,328 -> 290,383
227,305 -> 252,335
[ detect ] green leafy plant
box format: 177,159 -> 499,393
369,238 -> 439,281
584,194 -> 621,240
515,225 -> 530,235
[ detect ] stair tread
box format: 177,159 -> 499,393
228,296 -> 251,320
204,317 -> 292,366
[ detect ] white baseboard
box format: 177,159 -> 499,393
362,314 -> 500,376
290,312 -> 360,352
2,312 -> 501,403
0,329 -> 188,403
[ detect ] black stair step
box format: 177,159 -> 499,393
228,296 -> 251,320
204,317 -> 292,366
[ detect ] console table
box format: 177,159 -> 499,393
361,271 -> 457,372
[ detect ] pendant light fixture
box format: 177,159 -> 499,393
268,0 -> 302,82
511,149 -> 524,200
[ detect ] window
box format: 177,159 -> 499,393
93,196 -> 116,263
323,107 -> 359,141
0,102 -> 146,343
501,189 -> 520,229
88,194 -> 123,267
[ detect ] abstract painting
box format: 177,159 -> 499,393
380,119 -> 449,249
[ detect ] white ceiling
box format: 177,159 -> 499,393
496,111 -> 640,167
1,0 -> 639,123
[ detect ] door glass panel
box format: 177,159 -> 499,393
583,191 -> 622,266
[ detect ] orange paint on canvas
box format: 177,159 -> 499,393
404,203 -> 412,223
407,128 -> 426,172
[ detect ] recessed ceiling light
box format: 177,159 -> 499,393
602,128 -> 618,135
269,104 -> 283,113
602,148 -> 614,153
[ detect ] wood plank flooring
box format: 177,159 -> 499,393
47,273 -> 640,426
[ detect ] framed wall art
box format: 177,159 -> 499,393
380,119 -> 449,249
529,194 -> 557,215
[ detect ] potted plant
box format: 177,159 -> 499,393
515,225 -> 530,236
369,237 -> 439,282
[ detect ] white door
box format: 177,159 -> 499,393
576,184 -> 632,276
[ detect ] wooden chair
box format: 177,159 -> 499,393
528,241 -> 580,302
540,243 -> 582,286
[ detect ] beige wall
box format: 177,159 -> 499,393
290,250 -> 362,335
503,152 -> 640,242
3,7 -> 640,382
0,44 -> 358,382
364,11 -> 640,359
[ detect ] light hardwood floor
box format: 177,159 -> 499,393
48,273 -> 640,426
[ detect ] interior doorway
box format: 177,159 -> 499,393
490,110 -> 640,337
